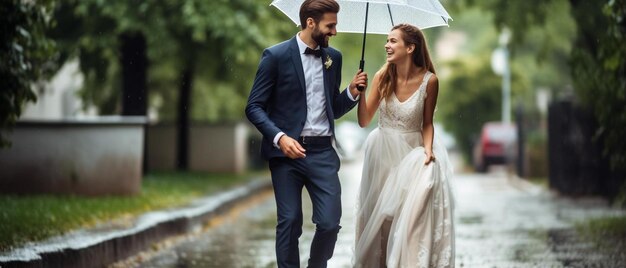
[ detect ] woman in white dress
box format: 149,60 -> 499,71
354,24 -> 455,268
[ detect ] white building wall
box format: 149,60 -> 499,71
21,60 -> 95,120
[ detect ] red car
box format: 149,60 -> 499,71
473,122 -> 517,172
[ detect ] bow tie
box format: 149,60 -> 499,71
304,47 -> 322,58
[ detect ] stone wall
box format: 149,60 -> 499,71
146,122 -> 252,174
0,117 -> 146,196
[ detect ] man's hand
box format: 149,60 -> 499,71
349,70 -> 368,97
278,135 -> 306,159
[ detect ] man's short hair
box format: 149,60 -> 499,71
299,0 -> 340,29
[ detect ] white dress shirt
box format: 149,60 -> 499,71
273,33 -> 357,147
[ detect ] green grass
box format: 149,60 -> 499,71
575,215 -> 626,247
0,172 -> 266,251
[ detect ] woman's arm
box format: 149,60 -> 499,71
422,74 -> 439,164
357,71 -> 382,128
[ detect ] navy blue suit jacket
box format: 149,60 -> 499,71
245,36 -> 357,159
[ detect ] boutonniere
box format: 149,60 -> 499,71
324,55 -> 333,69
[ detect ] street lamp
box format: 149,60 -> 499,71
491,28 -> 511,124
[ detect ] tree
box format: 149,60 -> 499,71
439,58 -> 501,162
569,0 -> 626,169
0,0 -> 56,147
430,4 -> 538,163
463,0 -> 626,172
49,0 -> 293,170
162,0 -> 282,169
439,56 -> 527,162
50,0 -> 184,116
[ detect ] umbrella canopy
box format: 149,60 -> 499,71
270,0 -> 452,90
270,0 -> 452,34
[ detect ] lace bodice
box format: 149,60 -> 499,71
379,72 -> 433,132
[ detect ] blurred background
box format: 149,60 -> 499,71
1,0 -> 625,264
3,0 -> 624,200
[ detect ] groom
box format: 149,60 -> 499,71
245,0 -> 367,267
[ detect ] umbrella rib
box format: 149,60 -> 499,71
387,3 -> 394,26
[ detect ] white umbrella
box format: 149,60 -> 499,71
270,0 -> 453,88
271,0 -> 452,34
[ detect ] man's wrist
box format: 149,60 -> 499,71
347,86 -> 360,101
273,132 -> 285,148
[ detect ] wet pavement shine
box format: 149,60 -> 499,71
116,153 -> 625,268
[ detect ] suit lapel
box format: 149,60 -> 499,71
321,49 -> 332,105
289,37 -> 307,96
321,48 -> 335,129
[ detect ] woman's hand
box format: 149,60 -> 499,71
424,149 -> 436,165
350,69 -> 368,94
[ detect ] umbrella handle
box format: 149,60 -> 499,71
357,60 -> 365,91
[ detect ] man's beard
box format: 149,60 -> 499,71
312,27 -> 329,48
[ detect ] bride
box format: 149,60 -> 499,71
354,24 -> 455,268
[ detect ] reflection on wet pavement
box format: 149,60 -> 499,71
126,155 -> 625,268
134,191 -> 278,268
132,159 -> 362,268
454,168 -> 625,267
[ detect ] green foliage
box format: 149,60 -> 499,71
455,0 -> 575,95
571,0 -> 626,169
512,0 -> 575,92
181,5 -> 294,123
0,0 -> 56,147
439,54 -> 529,162
50,1 -> 129,114
439,57 -> 502,162
50,0 -> 294,122
430,4 -> 533,163
458,0 -> 553,46
463,0 -> 625,173
0,172 -> 255,251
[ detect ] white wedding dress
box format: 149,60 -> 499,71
354,72 -> 455,268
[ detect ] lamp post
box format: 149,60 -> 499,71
491,28 -> 511,123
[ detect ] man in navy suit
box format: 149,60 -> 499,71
245,0 -> 367,267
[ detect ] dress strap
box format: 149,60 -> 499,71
421,72 -> 433,88
420,71 -> 433,99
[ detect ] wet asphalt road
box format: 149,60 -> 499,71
122,153 -> 625,268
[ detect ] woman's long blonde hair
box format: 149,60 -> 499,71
378,24 -> 436,100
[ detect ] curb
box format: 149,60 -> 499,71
0,177 -> 272,268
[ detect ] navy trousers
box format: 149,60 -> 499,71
269,142 -> 342,268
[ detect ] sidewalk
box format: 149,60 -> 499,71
0,177 -> 272,268
4,163 -> 624,267
455,168 -> 626,267
126,159 -> 626,267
